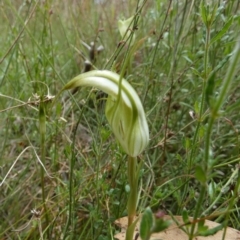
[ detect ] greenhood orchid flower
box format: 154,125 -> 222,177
62,70 -> 149,157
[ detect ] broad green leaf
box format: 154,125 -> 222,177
140,207 -> 153,240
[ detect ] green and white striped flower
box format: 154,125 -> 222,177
62,70 -> 149,157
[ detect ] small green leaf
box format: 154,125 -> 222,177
185,137 -> 191,150
199,125 -> 206,138
198,223 -> 225,236
214,54 -> 231,73
190,67 -> 201,77
211,17 -> 233,45
208,4 -> 218,26
194,101 -> 200,115
151,219 -> 171,233
208,181 -> 216,201
182,210 -> 189,224
197,219 -> 208,233
200,1 -> 218,28
195,165 -> 206,184
140,207 -> 153,240
200,1 -> 208,26
125,184 -> 130,193
205,72 -> 215,107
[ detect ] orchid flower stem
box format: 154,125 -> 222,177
127,156 -> 138,227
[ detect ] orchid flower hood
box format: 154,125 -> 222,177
62,70 -> 149,157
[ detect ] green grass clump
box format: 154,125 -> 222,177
1,0 -> 240,239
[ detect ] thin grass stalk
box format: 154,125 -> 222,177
188,20 -> 211,172
62,114 -> 81,239
142,0 -> 172,104
182,2 -> 212,218
186,24 -> 211,230
62,90 -> 94,238
7,1 -> 64,87
158,1 -> 193,205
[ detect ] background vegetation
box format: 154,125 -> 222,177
1,0 -> 240,239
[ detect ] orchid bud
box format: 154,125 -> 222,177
118,16 -> 136,45
62,70 -> 149,157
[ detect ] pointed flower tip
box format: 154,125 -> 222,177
118,16 -> 136,45
63,70 -> 149,157
63,77 -> 81,90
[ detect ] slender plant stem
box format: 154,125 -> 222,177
125,155 -> 140,240
188,25 -> 211,172
63,113 -> 81,239
189,37 -> 240,240
127,156 -> 138,227
188,121 -> 214,239
189,24 -> 214,232
39,101 -> 50,239
187,20 -> 211,233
